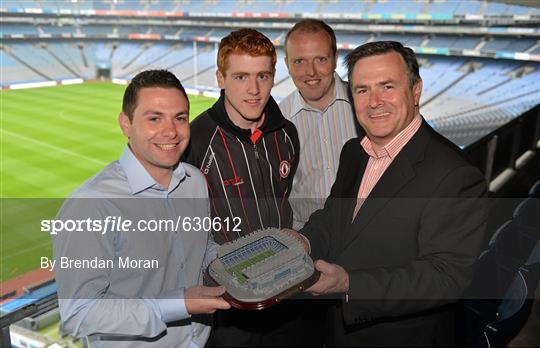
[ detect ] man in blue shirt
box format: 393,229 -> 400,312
53,70 -> 230,347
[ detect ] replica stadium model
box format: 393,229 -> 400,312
206,228 -> 319,310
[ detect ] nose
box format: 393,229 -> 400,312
305,61 -> 316,76
369,90 -> 382,109
162,119 -> 177,138
247,77 -> 259,95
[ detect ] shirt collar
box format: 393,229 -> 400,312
290,72 -> 350,117
360,114 -> 422,160
119,145 -> 187,195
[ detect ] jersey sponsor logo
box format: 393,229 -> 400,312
279,160 -> 291,179
203,153 -> 214,175
223,177 -> 244,187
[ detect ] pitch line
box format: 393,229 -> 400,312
1,129 -> 108,166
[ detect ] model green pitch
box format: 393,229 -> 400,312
0,82 -> 215,281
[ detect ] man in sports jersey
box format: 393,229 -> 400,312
184,29 -> 321,346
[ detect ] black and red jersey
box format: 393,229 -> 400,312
183,91 -> 299,245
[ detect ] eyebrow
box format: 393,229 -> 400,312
378,79 -> 396,85
142,110 -> 189,116
353,79 -> 397,89
231,71 -> 273,76
143,110 -> 164,116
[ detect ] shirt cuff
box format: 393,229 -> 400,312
155,288 -> 190,323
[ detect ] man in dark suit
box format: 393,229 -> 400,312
288,41 -> 488,346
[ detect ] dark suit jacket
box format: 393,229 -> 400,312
301,120 -> 488,346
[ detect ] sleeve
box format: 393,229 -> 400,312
342,165 -> 488,324
202,187 -> 219,270
53,197 -> 190,339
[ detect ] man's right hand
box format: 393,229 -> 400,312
185,285 -> 231,314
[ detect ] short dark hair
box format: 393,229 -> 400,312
284,19 -> 337,57
345,41 -> 421,89
122,69 -> 187,121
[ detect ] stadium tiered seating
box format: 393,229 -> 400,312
171,44 -> 216,87
370,0 -> 426,14
3,0 -> 539,16
8,1 -> 40,9
421,57 -> 539,146
320,1 -> 369,14
212,0 -> 240,13
335,53 -> 348,80
277,1 -> 319,14
428,36 -> 459,49
336,33 -> 370,47
0,24 -> 38,35
7,43 -> 78,80
94,0 -> 113,11
110,42 -> 147,76
0,50 -> 45,85
260,29 -> 286,42
245,0 -> 277,12
420,56 -> 468,103
273,49 -> 289,84
451,36 -> 481,50
454,1 -> 482,15
45,43 -> 93,79
40,25 -> 76,35
378,33 -> 424,47
95,42 -> 115,63
428,1 -> 459,14
119,43 -> 174,78
83,25 -> 114,36
176,0 -> 207,13
114,0 -> 145,11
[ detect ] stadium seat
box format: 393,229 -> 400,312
458,197 -> 540,347
481,239 -> 540,346
513,197 -> 539,231
528,180 -> 540,198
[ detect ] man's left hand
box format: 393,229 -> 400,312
307,260 -> 349,295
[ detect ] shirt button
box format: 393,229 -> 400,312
179,262 -> 185,269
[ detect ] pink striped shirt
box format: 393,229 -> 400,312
353,114 -> 422,219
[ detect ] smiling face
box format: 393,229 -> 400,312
119,87 -> 190,186
285,29 -> 337,111
216,53 -> 274,130
351,51 -> 422,149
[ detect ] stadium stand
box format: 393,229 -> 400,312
0,49 -> 45,85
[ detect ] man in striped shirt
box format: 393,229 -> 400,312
184,29 -> 316,347
280,19 -> 359,230
292,41 -> 487,346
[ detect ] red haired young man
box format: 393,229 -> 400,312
184,29 -> 318,346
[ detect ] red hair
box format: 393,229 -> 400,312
217,28 -> 277,76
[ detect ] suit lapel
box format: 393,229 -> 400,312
342,122 -> 432,249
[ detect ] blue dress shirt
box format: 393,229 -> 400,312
53,146 -> 218,348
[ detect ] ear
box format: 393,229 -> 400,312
333,51 -> 338,70
284,55 -> 289,70
413,80 -> 422,106
118,112 -> 131,138
216,69 -> 225,89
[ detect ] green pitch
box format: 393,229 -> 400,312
0,82 -> 215,281
227,250 -> 277,285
